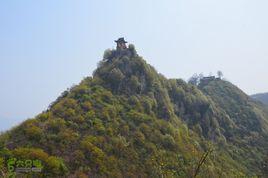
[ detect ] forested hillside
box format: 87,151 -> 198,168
0,45 -> 267,177
251,93 -> 268,106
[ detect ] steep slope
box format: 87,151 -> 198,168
200,80 -> 268,135
199,80 -> 268,174
0,45 -> 267,177
251,92 -> 268,105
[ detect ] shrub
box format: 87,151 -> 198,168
24,125 -> 43,140
103,49 -> 113,59
161,134 -> 177,150
12,148 -> 68,176
46,156 -> 68,176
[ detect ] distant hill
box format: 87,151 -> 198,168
0,43 -> 267,177
251,92 -> 268,105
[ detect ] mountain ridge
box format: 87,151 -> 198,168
0,45 -> 267,177
251,92 -> 268,106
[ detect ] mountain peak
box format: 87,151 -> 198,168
1,42 -> 268,177
93,44 -> 157,95
100,38 -> 138,61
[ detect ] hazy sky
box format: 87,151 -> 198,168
1,0 -> 268,131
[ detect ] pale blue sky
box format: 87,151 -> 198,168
1,0 -> 268,131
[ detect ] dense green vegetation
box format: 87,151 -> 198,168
199,80 -> 268,175
0,46 -> 267,177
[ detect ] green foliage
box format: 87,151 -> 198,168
0,157 -> 4,170
103,49 -> 113,60
46,156 -> 68,176
12,147 -> 68,176
1,48 -> 267,177
24,125 -> 42,140
128,44 -> 137,56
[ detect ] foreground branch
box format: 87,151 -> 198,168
193,147 -> 213,177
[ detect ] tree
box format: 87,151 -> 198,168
198,73 -> 204,79
128,44 -> 137,56
108,68 -> 125,90
103,49 -> 113,60
24,125 -> 43,140
188,74 -> 199,86
46,156 -> 68,176
217,71 -> 223,79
